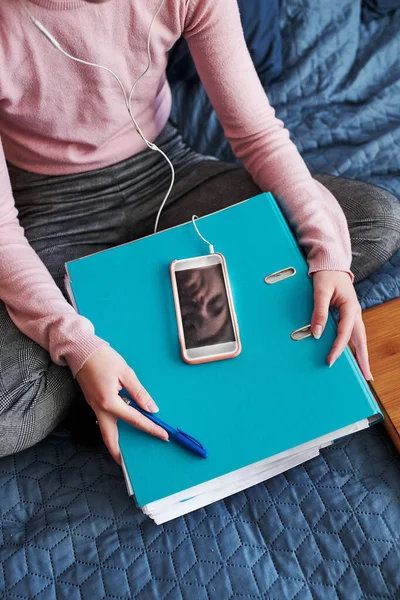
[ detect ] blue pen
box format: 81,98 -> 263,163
119,388 -> 208,459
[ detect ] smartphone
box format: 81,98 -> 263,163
170,253 -> 241,364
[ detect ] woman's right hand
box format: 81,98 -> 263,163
76,346 -> 169,464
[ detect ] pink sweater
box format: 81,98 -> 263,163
0,0 -> 352,377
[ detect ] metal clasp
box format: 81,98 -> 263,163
290,324 -> 312,341
264,267 -> 296,285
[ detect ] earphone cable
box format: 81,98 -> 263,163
19,0 -> 174,233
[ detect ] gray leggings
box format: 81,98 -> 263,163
1,123 -> 400,456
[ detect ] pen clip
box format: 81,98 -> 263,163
176,428 -> 205,450
120,392 -> 131,405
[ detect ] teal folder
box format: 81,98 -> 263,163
65,193 -> 381,521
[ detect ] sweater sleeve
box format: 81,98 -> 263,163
183,0 -> 353,279
0,138 -> 108,377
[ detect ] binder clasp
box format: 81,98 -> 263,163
290,324 -> 313,341
264,267 -> 296,285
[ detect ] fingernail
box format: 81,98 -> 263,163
147,399 -> 159,413
313,325 -> 323,340
328,358 -> 336,368
369,375 -> 374,382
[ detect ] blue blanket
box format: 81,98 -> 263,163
1,2 -> 400,598
1,423 -> 399,598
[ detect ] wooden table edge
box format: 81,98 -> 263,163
370,385 -> 400,453
363,298 -> 400,453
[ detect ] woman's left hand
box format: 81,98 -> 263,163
310,270 -> 373,381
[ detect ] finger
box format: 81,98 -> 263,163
108,395 -> 169,441
97,411 -> 122,465
351,316 -> 373,381
122,366 -> 159,413
327,303 -> 356,366
311,284 -> 331,339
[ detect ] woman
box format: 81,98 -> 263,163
0,0 -> 399,463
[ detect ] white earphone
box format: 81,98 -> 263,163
19,0 -> 174,233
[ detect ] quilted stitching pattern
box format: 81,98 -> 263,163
1,426 -> 400,599
355,249 -> 400,310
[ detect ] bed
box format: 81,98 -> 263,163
1,0 -> 399,598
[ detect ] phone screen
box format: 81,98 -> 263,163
175,263 -> 236,350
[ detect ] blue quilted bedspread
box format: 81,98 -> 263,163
1,424 -> 400,599
1,1 -> 400,598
